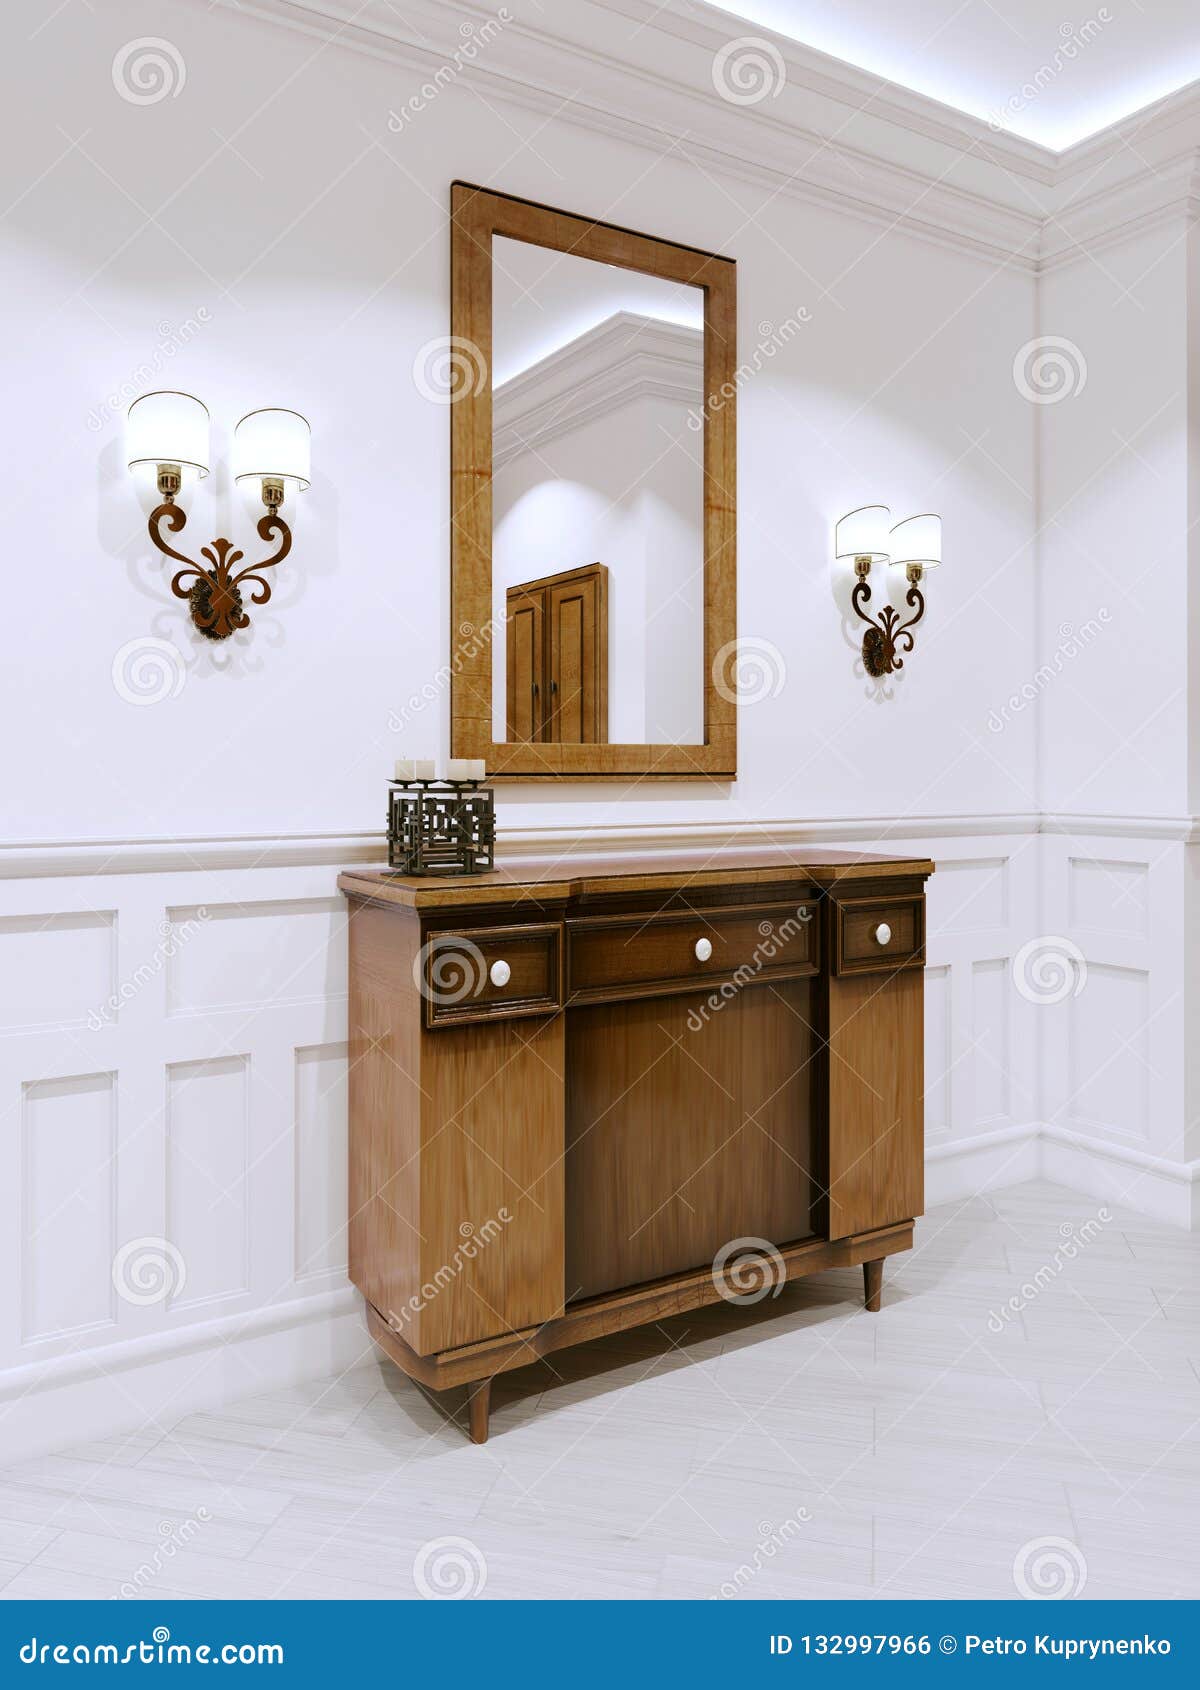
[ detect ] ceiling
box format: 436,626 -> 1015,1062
709,0 -> 1200,148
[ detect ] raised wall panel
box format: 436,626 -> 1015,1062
0,912 -> 116,1033
1068,857 -> 1149,940
22,1072 -> 116,1341
165,1056 -> 250,1310
931,857 -> 1008,932
923,964 -> 952,1136
294,1043 -> 348,1281
1068,964 -> 1150,1139
165,899 -> 347,1016
970,959 -> 1011,1126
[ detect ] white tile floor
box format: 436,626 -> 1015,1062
2,1179 -> 1197,1601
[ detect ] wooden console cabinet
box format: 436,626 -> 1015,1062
339,847 -> 933,1443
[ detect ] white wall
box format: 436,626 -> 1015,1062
10,0 -> 1198,1459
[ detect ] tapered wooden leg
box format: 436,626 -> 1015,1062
466,1379 -> 491,1444
863,1258 -> 883,1314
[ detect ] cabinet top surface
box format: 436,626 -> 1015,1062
339,845 -> 934,910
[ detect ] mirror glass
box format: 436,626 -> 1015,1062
491,236 -> 706,746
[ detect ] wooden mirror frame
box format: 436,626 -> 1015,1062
449,182 -> 737,781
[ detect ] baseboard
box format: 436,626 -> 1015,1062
924,1123 -> 1041,1207
1039,1124 -> 1200,1229
0,1288 -> 371,1465
923,1123 -> 1199,1228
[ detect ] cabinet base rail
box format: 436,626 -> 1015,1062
364,1220 -> 913,1443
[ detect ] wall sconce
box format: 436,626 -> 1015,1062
127,392 -> 311,641
836,506 -> 942,677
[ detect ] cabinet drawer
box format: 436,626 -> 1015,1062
567,900 -> 817,1004
835,896 -> 925,975
421,922 -> 562,1028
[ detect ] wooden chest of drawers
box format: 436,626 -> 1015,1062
339,846 -> 933,1444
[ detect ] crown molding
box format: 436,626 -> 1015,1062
207,0 -> 1200,274
1040,147 -> 1200,272
493,312 -> 703,469
590,0 -> 1058,185
211,0 -> 1045,268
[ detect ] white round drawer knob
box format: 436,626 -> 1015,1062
874,922 -> 892,946
694,937 -> 713,963
489,959 -> 511,988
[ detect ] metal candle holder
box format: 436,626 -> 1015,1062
386,779 -> 496,876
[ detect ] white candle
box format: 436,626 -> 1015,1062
414,758 -> 435,780
393,758 -> 415,780
465,759 -> 487,781
445,759 -> 472,782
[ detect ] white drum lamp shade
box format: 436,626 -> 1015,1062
126,391 -> 210,479
890,512 -> 942,569
233,408 -> 311,493
835,505 -> 891,562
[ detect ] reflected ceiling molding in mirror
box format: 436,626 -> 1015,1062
449,181 -> 737,781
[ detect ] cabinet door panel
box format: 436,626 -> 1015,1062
414,1015 -> 564,1355
826,967 -> 923,1237
565,982 -> 815,1298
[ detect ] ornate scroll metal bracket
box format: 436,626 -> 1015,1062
147,493 -> 292,642
851,557 -> 926,678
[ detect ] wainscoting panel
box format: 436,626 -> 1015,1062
21,1071 -> 116,1344
0,910 -> 116,1033
923,965 -> 952,1139
1040,830 -> 1193,1225
294,1042 -> 349,1285
1066,963 -> 1151,1140
894,838 -> 1038,1206
165,1054 -> 251,1312
166,897 -> 347,1016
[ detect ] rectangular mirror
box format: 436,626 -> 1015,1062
450,184 -> 737,780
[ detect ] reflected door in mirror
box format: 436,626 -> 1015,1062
505,563 -> 608,743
